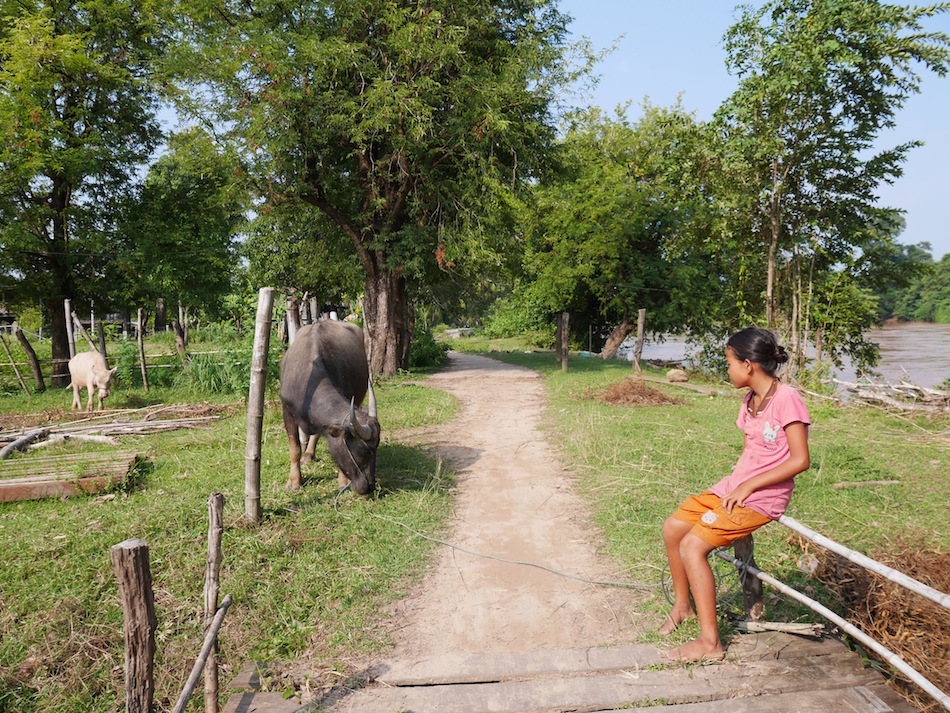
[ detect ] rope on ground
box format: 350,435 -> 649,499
363,507 -> 660,590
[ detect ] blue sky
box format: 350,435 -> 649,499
558,1 -> 950,260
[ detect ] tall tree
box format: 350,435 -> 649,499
0,0 -> 165,382
111,128 -> 246,321
712,0 -> 950,355
170,0 -> 576,374
523,103 -> 718,356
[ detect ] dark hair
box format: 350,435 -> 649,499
727,327 -> 789,377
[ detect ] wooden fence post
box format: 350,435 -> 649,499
137,309 -> 150,392
111,539 -> 157,713
64,299 -> 76,359
204,493 -> 225,713
733,535 -> 764,621
286,296 -> 300,344
632,308 -> 646,372
557,312 -> 569,371
245,287 -> 274,524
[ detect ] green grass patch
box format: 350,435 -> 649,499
0,352 -> 457,712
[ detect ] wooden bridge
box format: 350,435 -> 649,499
223,631 -> 914,712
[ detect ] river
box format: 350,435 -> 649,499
624,322 -> 950,389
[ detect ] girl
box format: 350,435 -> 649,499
660,327 -> 810,663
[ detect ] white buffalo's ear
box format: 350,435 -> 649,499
109,367 -> 118,376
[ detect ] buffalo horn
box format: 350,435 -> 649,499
367,376 -> 378,419
347,386 -> 377,442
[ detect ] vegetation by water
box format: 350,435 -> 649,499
1,331 -> 946,711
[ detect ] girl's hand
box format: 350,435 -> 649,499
721,486 -> 752,514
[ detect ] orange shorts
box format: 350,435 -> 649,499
671,491 -> 771,548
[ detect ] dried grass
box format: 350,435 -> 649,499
814,540 -> 950,712
591,377 -> 685,407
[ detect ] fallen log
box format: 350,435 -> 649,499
0,429 -> 49,459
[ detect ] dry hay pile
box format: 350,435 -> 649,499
813,541 -> 950,712
593,377 -> 685,407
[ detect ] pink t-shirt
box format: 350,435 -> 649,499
710,383 -> 811,520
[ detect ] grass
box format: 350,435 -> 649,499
1,329 -> 947,712
0,333 -> 458,713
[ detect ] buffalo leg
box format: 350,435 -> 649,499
302,434 -> 318,464
282,403 -> 304,490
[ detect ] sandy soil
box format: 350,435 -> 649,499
376,351 -> 649,660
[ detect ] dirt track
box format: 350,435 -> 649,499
372,351 -> 648,659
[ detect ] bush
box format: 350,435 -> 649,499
409,330 -> 450,369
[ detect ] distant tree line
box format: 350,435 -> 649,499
1,0 -> 948,382
875,245 -> 950,323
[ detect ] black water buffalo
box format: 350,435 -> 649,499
279,320 -> 380,495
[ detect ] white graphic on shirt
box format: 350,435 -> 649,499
762,420 -> 779,443
701,510 -> 718,525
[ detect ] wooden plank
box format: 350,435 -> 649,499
378,643 -> 661,686
332,651 -> 887,713
0,453 -> 138,502
222,692 -> 303,713
613,685 -> 913,712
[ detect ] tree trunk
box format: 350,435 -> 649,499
363,267 -> 409,376
155,298 -> 167,332
601,311 -> 635,360
45,297 -> 71,386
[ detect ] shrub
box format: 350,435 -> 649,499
409,330 -> 450,369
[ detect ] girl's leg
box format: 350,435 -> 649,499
660,516 -> 697,635
663,532 -> 724,662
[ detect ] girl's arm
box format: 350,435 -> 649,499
721,421 -> 810,514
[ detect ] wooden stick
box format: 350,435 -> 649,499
71,311 -> 100,354
204,493 -> 225,713
170,594 -> 232,713
0,332 -> 29,396
733,621 -> 824,636
13,323 -> 45,392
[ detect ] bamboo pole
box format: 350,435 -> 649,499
169,595 -> 233,713
203,493 -> 225,713
245,287 -> 274,523
64,299 -> 76,359
71,311 -> 99,353
111,539 -> 157,713
0,332 -> 29,396
137,309 -> 150,392
778,515 -> 950,610
716,550 -> 950,712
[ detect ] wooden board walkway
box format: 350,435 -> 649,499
222,632 -> 915,712
0,451 -> 140,501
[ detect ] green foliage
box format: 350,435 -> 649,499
407,330 -> 450,370
111,128 -> 248,315
892,253 -> 950,323
0,0 -> 166,364
168,0 -> 583,373
523,103 -> 717,347
708,0 -> 950,365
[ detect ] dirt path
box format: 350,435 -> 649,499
373,351 -> 647,660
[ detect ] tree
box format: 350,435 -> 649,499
712,0 -> 950,361
111,128 -> 247,324
0,0 -> 165,382
170,0 -> 577,374
522,103 -> 718,356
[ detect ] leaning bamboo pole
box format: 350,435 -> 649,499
778,515 -> 950,611
716,550 -> 950,712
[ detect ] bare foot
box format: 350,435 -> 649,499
658,609 -> 695,637
661,638 -> 725,663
